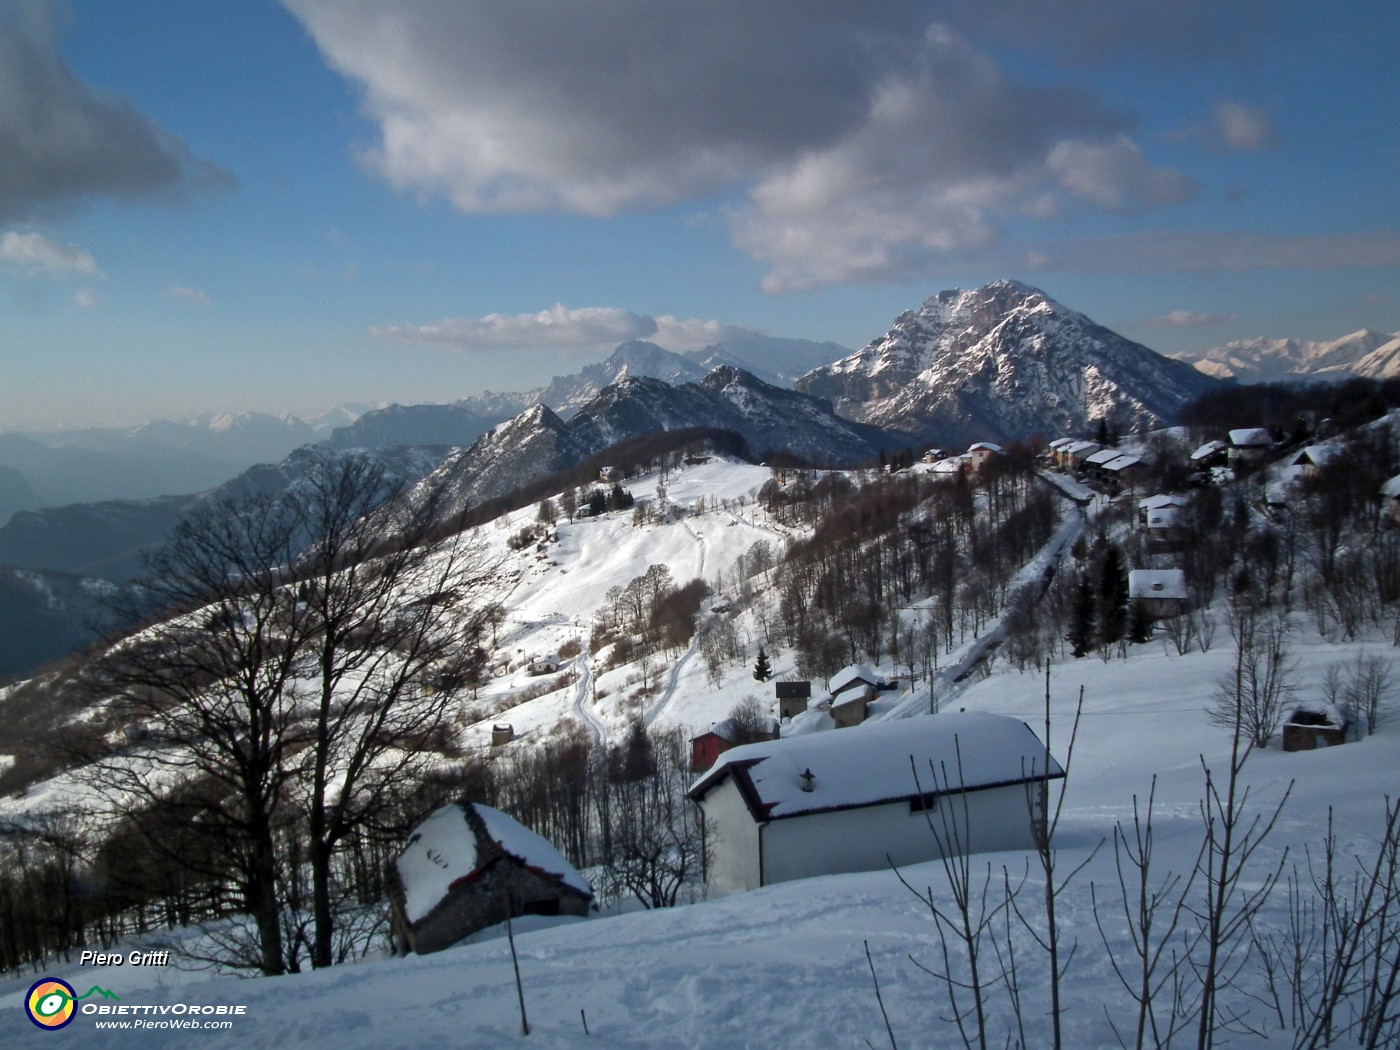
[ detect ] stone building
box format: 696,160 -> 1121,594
387,801 -> 592,955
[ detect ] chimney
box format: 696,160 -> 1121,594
799,768 -> 815,792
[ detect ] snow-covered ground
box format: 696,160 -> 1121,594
4,457 -> 1399,1046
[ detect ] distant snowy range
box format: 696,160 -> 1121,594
0,279 -> 1392,680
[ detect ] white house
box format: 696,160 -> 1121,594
1137,493 -> 1187,534
688,713 -> 1064,895
1128,568 -> 1189,619
1228,428 -> 1273,464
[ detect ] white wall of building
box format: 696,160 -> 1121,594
701,778 -> 763,894
704,781 -> 1045,892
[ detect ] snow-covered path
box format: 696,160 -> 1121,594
569,651 -> 605,751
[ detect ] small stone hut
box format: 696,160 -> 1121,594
387,801 -> 592,955
1282,702 -> 1349,752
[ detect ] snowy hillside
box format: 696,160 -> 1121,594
4,593 -> 1397,1047
4,451 -> 1400,1047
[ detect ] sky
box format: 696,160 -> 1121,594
1,0 -> 1398,430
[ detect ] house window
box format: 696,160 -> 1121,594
909,793 -> 939,813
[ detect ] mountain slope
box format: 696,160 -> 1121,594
409,367 -> 898,524
324,401 -> 520,450
798,280 -> 1218,445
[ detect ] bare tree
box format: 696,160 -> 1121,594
1343,653 -> 1394,737
598,726 -> 710,909
84,493 -> 310,974
894,743 -> 1021,1050
80,456 -> 504,973
1208,606 -> 1296,750
287,456 -> 504,968
1092,776 -> 1204,1048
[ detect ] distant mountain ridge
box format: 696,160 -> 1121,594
0,445 -> 456,583
406,365 -> 899,525
796,280 -> 1218,446
0,409 -> 370,516
328,335 -> 853,448
1170,329 -> 1400,384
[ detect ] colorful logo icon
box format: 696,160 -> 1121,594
25,978 -> 77,1030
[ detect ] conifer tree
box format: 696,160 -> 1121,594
753,647 -> 771,682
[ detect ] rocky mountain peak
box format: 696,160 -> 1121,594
797,280 -> 1217,446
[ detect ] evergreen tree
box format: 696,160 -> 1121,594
1128,599 -> 1153,644
1097,543 -> 1129,647
1069,576 -> 1095,658
753,647 -> 771,682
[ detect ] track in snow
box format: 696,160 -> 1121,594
569,649 -> 606,751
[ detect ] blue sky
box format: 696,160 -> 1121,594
1,0 -> 1397,429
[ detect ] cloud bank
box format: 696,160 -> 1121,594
287,2 -> 1196,291
372,304 -> 756,354
1147,309 -> 1239,328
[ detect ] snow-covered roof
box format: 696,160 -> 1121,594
1229,428 -> 1272,448
699,716 -> 777,743
1102,454 -> 1143,473
1290,445 -> 1340,469
1191,439 -> 1227,461
689,713 -> 1063,821
1063,440 -> 1100,456
1084,448 -> 1121,466
829,663 -> 881,695
1128,569 -> 1187,601
1284,700 -> 1347,728
395,802 -> 590,923
967,441 -> 1003,454
1138,493 -> 1187,511
1047,437 -> 1074,451
1382,474 -> 1400,499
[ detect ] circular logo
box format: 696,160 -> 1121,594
25,978 -> 77,1030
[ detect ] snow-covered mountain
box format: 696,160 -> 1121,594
539,341 -> 710,418
330,337 -> 854,449
797,280 -> 1218,445
1171,329 -> 1400,384
408,366 -> 896,522
685,333 -> 851,388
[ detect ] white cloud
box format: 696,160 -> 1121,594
288,4 -> 1193,291
73,288 -> 99,309
372,304 -> 658,351
1147,309 -> 1239,328
372,304 -> 758,354
164,284 -> 211,305
0,230 -> 101,275
1212,100 -> 1278,153
1047,136 -> 1194,213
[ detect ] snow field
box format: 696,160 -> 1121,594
4,458 -> 1400,1046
